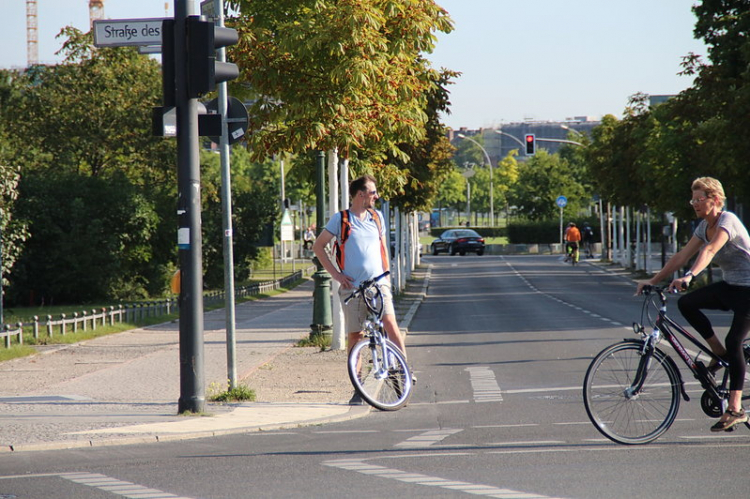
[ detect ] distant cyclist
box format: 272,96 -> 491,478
582,222 -> 595,258
564,222 -> 581,264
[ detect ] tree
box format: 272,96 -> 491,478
0,162 -> 29,286
8,171 -> 160,305
200,148 -> 279,288
5,28 -> 174,185
509,150 -> 586,221
383,69 -> 458,211
226,0 -> 454,197
436,168 -> 467,212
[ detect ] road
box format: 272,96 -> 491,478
1,254 -> 748,498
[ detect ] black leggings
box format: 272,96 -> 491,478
678,281 -> 750,391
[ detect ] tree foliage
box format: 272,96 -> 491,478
226,0 -> 454,204
583,1 -> 750,218
509,150 -> 586,221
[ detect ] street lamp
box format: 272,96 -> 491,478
457,133 -> 494,227
560,124 -> 584,137
493,128 -> 526,150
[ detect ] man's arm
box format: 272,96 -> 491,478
312,229 -> 355,289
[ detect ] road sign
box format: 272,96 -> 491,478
281,209 -> 294,241
93,18 -> 166,47
556,195 -> 568,208
205,96 -> 249,145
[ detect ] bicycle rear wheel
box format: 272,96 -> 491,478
583,341 -> 681,444
348,336 -> 412,411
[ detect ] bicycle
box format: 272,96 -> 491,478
565,242 -> 579,265
583,284 -> 750,444
344,271 -> 413,411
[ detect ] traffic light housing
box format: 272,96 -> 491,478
525,134 -> 535,155
186,16 -> 239,98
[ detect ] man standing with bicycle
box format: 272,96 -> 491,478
312,175 -> 407,360
637,177 -> 750,432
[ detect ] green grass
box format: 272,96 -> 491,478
296,332 -> 332,351
208,382 -> 256,402
0,344 -> 38,362
420,235 -> 508,248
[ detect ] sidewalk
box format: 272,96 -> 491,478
0,266 -> 430,453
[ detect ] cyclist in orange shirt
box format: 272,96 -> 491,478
565,222 -> 582,264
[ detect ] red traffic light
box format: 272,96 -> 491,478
525,134 -> 535,155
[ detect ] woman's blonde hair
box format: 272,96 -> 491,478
692,176 -> 726,208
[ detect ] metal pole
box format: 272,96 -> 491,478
459,134 -> 494,227
176,0 -> 205,414
216,0 -> 237,391
311,151 -> 332,338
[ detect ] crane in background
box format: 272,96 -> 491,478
25,1 -> 107,67
26,0 -> 37,66
89,0 -> 105,28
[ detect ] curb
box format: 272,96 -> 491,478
2,404 -> 372,453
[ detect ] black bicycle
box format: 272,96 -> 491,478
344,271 -> 412,411
583,284 -> 750,444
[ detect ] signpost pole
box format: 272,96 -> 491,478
212,0 -> 238,392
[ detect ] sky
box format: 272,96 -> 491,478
2,1 -> 708,130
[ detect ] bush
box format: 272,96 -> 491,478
506,217 -> 600,244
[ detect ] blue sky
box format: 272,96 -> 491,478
2,1 -> 707,129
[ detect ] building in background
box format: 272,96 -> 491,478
449,117 -> 600,167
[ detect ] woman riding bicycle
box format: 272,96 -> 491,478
636,177 -> 750,432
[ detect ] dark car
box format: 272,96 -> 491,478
430,229 -> 485,256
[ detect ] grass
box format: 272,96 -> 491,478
0,344 -> 38,362
207,382 -> 256,402
296,332 -> 332,351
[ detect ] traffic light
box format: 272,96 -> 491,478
525,134 -> 535,155
186,16 -> 239,98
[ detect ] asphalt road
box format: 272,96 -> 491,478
1,254 -> 748,499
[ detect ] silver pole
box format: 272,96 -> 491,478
216,0 -> 237,390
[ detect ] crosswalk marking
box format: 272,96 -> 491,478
465,366 -> 504,402
60,472 -> 194,499
395,428 -> 463,448
323,458 -> 565,498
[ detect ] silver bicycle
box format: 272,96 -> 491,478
344,271 -> 413,411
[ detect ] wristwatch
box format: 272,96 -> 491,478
684,270 -> 694,279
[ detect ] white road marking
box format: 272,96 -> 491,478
395,428 -> 463,448
58,472 -> 194,498
323,458 -> 565,498
466,366 -> 504,402
502,257 -> 626,327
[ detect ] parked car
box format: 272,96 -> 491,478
430,229 -> 485,256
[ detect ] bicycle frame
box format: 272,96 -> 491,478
345,271 -> 399,375
635,287 -> 728,404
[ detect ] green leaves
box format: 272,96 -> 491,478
228,0 -> 454,201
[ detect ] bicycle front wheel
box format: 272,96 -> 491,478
583,341 -> 681,444
348,337 -> 412,411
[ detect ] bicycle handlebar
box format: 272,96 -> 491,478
343,271 -> 390,305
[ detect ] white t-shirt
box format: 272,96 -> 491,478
695,211 -> 750,287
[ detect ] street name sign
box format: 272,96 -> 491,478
93,18 -> 166,47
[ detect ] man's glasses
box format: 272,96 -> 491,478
689,197 -> 707,206
364,189 -> 378,196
